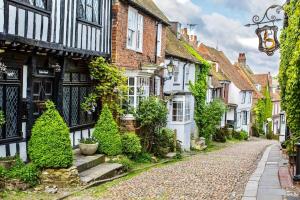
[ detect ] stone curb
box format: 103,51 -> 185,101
242,144 -> 275,199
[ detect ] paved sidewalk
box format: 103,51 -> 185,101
242,144 -> 287,200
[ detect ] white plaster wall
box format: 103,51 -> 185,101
228,83 -> 240,105
0,0 -> 3,33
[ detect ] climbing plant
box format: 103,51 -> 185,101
279,0 -> 300,137
82,57 -> 128,115
183,43 -> 211,141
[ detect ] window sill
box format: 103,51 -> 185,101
77,18 -> 102,28
126,46 -> 143,54
173,83 -> 180,86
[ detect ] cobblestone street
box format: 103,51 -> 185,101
70,139 -> 276,200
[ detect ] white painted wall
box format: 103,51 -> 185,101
0,0 -> 4,33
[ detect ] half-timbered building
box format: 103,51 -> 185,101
0,0 -> 112,160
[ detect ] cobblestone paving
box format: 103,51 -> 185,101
79,139 -> 276,200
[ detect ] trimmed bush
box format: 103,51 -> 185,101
252,126 -> 260,137
121,133 -> 142,158
29,101 -> 73,168
93,104 -> 122,156
115,156 -> 134,172
133,152 -> 153,163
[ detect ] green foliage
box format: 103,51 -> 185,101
152,128 -> 176,157
134,97 -> 168,152
29,101 -> 73,169
121,133 -> 142,158
79,137 -> 98,144
251,125 -> 261,137
82,57 -> 127,115
254,86 -> 273,134
240,131 -> 249,141
184,43 -> 212,143
0,165 -> 6,178
279,0 -> 300,137
132,152 -> 153,163
213,128 -> 227,143
0,110 -> 5,128
114,156 -> 134,172
201,99 -> 227,144
93,104 -> 122,156
4,157 -> 40,186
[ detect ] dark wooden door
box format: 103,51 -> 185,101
32,77 -> 54,120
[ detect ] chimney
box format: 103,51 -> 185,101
238,53 -> 246,68
190,35 -> 198,48
170,22 -> 182,39
181,28 -> 189,41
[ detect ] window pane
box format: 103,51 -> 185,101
78,0 -> 86,18
35,0 -> 46,9
93,0 -> 99,23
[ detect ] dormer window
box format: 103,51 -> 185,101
78,0 -> 100,24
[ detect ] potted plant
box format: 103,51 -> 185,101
79,137 -> 99,156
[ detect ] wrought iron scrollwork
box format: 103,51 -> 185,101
245,5 -> 284,27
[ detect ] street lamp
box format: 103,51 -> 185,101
166,60 -> 175,80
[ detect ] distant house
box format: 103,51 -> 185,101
163,23 -> 200,150
111,0 -> 169,130
198,45 -> 254,134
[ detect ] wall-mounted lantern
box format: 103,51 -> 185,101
166,60 -> 175,80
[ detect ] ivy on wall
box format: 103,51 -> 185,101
279,0 -> 300,136
254,86 -> 273,134
183,43 -> 212,141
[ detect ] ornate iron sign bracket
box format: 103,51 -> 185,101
245,5 -> 284,56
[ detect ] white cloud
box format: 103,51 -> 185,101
154,0 -> 281,75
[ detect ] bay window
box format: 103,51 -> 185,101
126,76 -> 150,109
172,96 -> 192,122
127,6 -> 143,52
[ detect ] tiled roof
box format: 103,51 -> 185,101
271,91 -> 281,102
165,28 -> 199,63
127,0 -> 169,24
252,74 -> 272,89
197,44 -> 254,91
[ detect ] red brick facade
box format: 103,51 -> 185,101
112,0 -> 167,69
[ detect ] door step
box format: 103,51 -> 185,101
79,163 -> 123,184
73,149 -> 105,173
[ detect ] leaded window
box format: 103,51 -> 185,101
18,0 -> 47,9
62,72 -> 95,128
78,0 -> 100,24
0,68 -> 21,140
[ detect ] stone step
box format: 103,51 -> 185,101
73,149 -> 105,173
79,163 -> 123,184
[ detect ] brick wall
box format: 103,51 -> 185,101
112,0 -> 167,70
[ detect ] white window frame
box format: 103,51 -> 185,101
242,111 -> 248,125
127,6 -> 143,52
127,76 -> 150,109
248,92 -> 252,104
185,65 -> 190,84
172,100 -> 184,122
241,92 -> 246,104
156,23 -> 162,57
185,96 -> 191,121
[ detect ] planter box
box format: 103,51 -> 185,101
79,143 -> 99,156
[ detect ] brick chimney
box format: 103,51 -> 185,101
190,35 -> 198,48
181,28 -> 189,41
170,22 -> 182,39
238,53 -> 246,68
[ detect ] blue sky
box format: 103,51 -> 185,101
154,0 -> 285,75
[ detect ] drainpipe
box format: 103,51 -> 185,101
182,62 -> 188,91
154,22 -> 159,64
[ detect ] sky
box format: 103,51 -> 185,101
153,0 -> 285,75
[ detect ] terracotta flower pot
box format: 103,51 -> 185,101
79,143 -> 99,156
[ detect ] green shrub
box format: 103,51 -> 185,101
240,131 -> 249,141
79,137 -> 97,144
266,133 -> 273,140
121,133 -> 142,158
272,134 -> 279,140
251,126 -> 260,137
0,166 -> 7,178
93,104 -> 122,156
5,157 -> 40,186
133,152 -> 153,163
152,128 -> 175,157
114,156 -> 134,172
213,128 -> 227,143
29,101 -> 73,168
